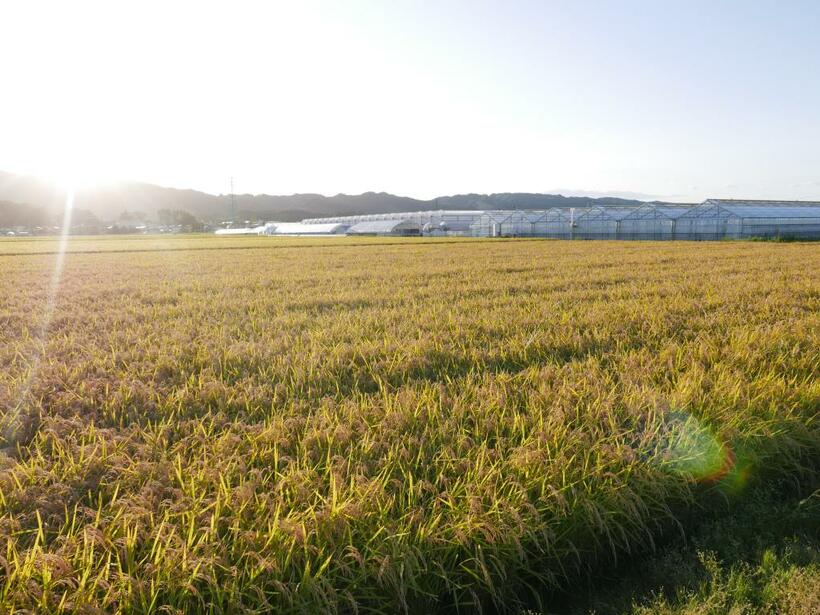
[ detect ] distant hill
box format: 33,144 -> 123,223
434,193 -> 657,210
0,170 -> 680,224
0,199 -> 50,227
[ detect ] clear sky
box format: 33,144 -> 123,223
2,0 -> 819,201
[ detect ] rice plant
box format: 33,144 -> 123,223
0,237 -> 817,613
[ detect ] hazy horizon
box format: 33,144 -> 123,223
2,0 -> 819,202
0,167 -> 679,203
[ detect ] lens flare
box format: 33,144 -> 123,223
648,410 -> 738,487
3,187 -> 75,445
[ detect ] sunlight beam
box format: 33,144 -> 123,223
4,186 -> 76,445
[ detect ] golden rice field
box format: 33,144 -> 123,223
0,236 -> 818,613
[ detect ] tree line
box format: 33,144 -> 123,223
1,201 -> 205,233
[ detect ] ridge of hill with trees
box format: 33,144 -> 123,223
0,170 -> 685,229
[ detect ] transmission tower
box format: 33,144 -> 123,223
230,176 -> 236,224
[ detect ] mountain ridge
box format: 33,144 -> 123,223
0,170 -> 687,224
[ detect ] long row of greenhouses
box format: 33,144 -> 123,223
298,199 -> 820,240
468,201 -> 820,239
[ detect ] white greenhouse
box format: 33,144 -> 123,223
220,200 -> 820,240
264,222 -> 349,236
346,219 -> 421,236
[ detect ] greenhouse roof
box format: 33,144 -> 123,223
704,199 -> 820,208
296,199 -> 820,228
271,223 -> 348,234
607,207 -> 642,220
303,210 -> 483,224
575,207 -> 635,220
346,219 -> 420,234
720,205 -> 820,219
616,205 -> 691,220
478,211 -> 515,222
503,210 -> 545,222
531,208 -> 571,221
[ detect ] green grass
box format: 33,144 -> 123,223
551,484 -> 819,614
0,236 -> 817,613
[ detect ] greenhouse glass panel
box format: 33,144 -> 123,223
531,209 -> 571,238
470,212 -> 513,237
573,207 -> 621,239
496,210 -> 541,236
618,205 -> 681,240
674,205 -> 731,240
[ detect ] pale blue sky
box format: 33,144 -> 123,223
1,0 -> 819,200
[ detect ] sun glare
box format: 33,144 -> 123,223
30,133 -> 119,193
46,163 -> 114,192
